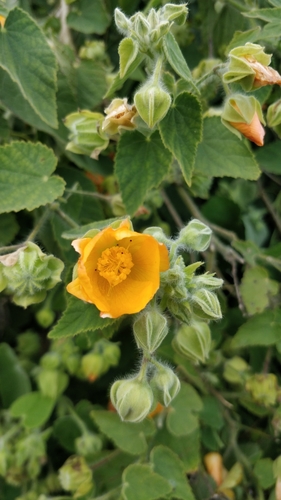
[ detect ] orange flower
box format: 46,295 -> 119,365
230,111 -> 265,146
67,219 -> 170,318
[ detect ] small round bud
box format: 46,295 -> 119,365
37,368 -> 69,399
75,432 -> 102,459
35,307 -> 55,328
134,82 -> 171,128
17,331 -> 40,358
178,219 -> 212,252
58,456 -> 94,497
133,309 -> 168,353
101,340 -> 121,367
40,351 -> 61,370
110,377 -> 154,423
172,321 -> 211,364
81,351 -> 108,382
223,356 -> 250,385
150,364 -> 180,406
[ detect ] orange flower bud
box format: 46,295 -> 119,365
230,111 -> 265,146
0,15 -> 5,28
204,452 -> 223,486
148,402 -> 164,418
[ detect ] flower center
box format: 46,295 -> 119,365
97,246 -> 134,287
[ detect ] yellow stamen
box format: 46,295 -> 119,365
97,246 -> 134,286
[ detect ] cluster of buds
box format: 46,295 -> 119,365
81,339 -> 120,382
221,42 -> 281,146
114,4 -> 188,53
0,242 -> 64,308
245,373 -> 279,407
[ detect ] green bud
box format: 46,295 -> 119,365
81,351 -> 108,382
133,309 -> 168,353
59,455 -> 94,497
114,8 -> 131,34
194,272 -> 223,290
223,356 -> 250,385
134,12 -> 150,40
75,432 -> 102,459
79,40 -> 107,61
110,377 -> 154,423
0,242 -> 64,308
161,3 -> 188,25
178,219 -> 212,251
64,110 -> 109,159
246,373 -> 278,407
150,363 -> 180,406
64,353 -> 81,376
192,289 -> 222,320
101,340 -> 121,366
167,298 -> 191,324
36,307 -> 55,328
172,321 -> 211,363
17,331 -> 40,358
37,368 -> 69,399
40,351 -> 61,370
221,94 -> 265,146
267,99 -> 281,128
134,82 -> 171,128
150,21 -> 170,43
146,9 -> 159,30
111,194 -> 127,216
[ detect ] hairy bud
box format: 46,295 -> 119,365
110,377 -> 154,423
150,363 -> 180,406
133,309 -> 168,353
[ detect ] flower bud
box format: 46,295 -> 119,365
143,226 -> 171,246
64,353 -> 81,376
133,309 -> 168,353
161,3 -> 188,25
101,340 -> 121,366
58,456 -> 94,497
246,373 -> 278,407
167,298 -> 191,324
150,21 -> 170,44
37,368 -> 69,399
172,321 -> 211,363
134,82 -> 171,128
134,12 -> 150,40
79,40 -> 107,61
192,289 -> 222,320
223,356 -> 250,385
0,242 -> 64,308
114,8 -> 131,34
150,364 -> 180,406
64,110 -> 109,159
110,377 -> 154,423
81,352 -> 108,382
17,331 -> 40,358
75,432 -> 102,459
102,98 -> 137,136
194,272 -> 223,290
223,43 -> 281,91
110,194 -> 127,216
35,307 -> 55,328
204,452 -> 223,486
267,99 -> 281,128
40,351 -> 61,370
221,94 -> 265,146
0,15 -> 6,28
178,219 -> 212,252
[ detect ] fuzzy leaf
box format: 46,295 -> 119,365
48,296 -> 117,339
194,117 -> 261,180
122,464 -> 172,500
159,92 -> 202,185
0,8 -> 57,128
231,309 -> 281,349
0,142 -> 65,214
115,130 -> 172,215
10,392 -> 55,428
67,0 -> 111,34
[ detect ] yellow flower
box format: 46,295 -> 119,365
67,220 -> 170,318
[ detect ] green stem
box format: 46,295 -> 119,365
152,55 -> 164,85
161,190 -> 184,229
65,187 -> 112,202
26,207 -> 52,242
196,64 -> 225,87
53,206 -> 79,228
258,179 -> 281,236
0,243 -> 26,255
67,405 -> 88,434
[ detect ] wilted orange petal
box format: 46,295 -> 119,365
245,58 -> 281,87
230,112 -> 265,146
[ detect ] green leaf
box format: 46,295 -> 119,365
199,396 -> 224,431
225,27 -> 261,53
91,410 -> 155,455
0,142 -> 65,214
76,60 -> 109,109
163,32 -> 193,83
231,309 -> 281,349
104,52 -> 145,98
240,266 -> 279,315
150,445 -> 195,500
48,296 -> 117,339
243,7 -> 281,22
0,8 -> 57,128
253,458 -> 275,489
0,343 -> 31,408
159,92 -> 202,185
194,117 -> 261,180
67,0 -> 111,34
0,213 -> 19,245
62,217 -> 125,240
260,21 -> 281,39
119,38 -> 139,79
167,382 -> 203,437
115,130 -> 172,215
255,142 -> 281,174
10,392 -> 55,428
122,464 -> 172,500
153,426 -> 201,473
53,416 -> 81,452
